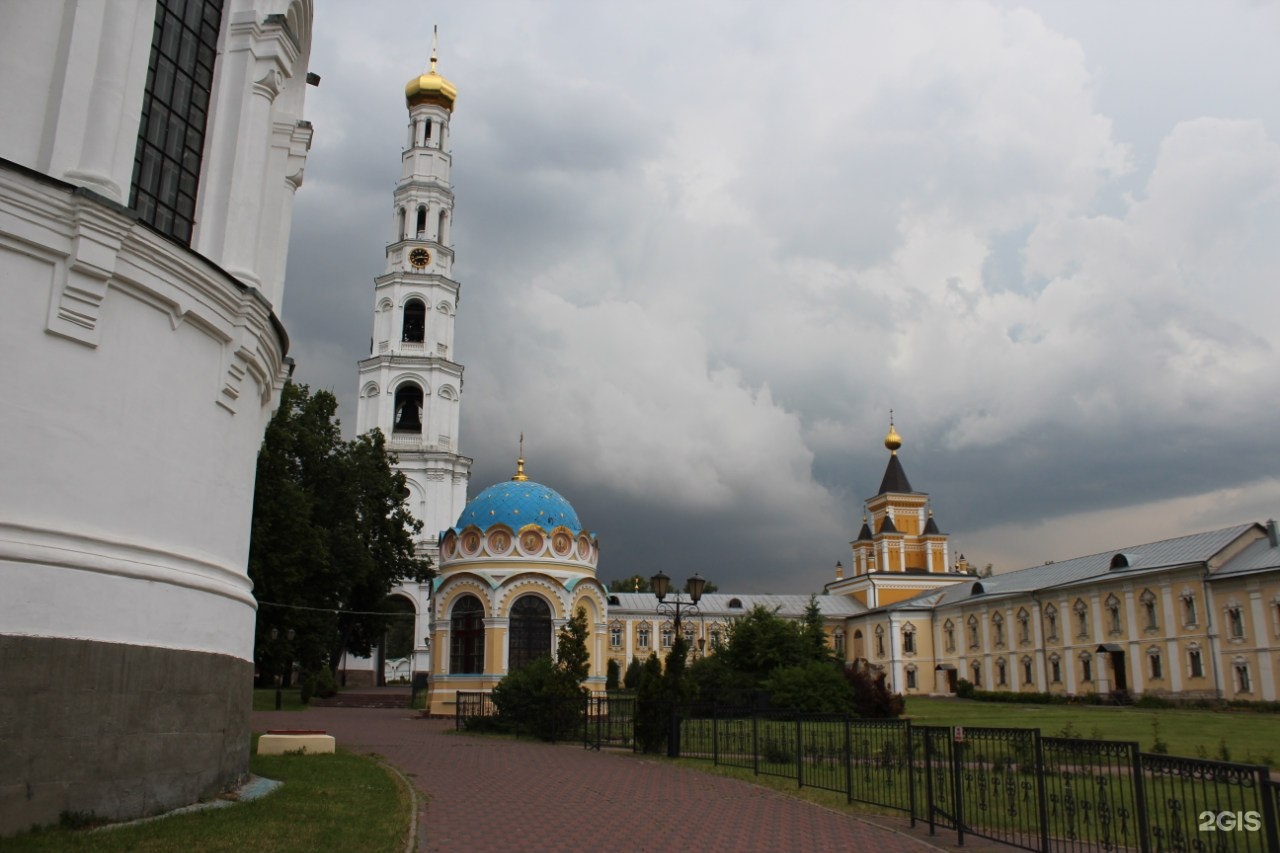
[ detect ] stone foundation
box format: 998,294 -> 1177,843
0,635 -> 251,837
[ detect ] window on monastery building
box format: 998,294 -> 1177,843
970,662 -> 982,687
1149,650 -> 1162,680
424,117 -> 432,140
1074,600 -> 1089,638
402,299 -> 426,342
508,595 -> 552,671
449,594 -> 485,674
992,612 -> 1005,647
996,658 -> 1007,687
943,620 -> 956,653
1044,605 -> 1058,641
902,625 -> 916,654
609,624 -> 622,649
906,667 -> 917,690
728,598 -> 743,609
1182,593 -> 1197,627
1050,655 -> 1062,684
130,0 -> 224,244
1235,662 -> 1252,694
1022,657 -> 1033,685
875,625 -> 885,658
967,616 -> 980,649
1080,653 -> 1092,683
1017,609 -> 1030,645
1227,606 -> 1245,640
416,205 -> 427,236
1140,590 -> 1158,631
661,624 -> 674,649
711,627 -> 724,650
683,626 -> 695,649
1188,647 -> 1204,679
833,630 -> 844,655
637,625 -> 651,648
1106,595 -> 1122,635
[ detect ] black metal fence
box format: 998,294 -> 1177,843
454,693 -> 1280,852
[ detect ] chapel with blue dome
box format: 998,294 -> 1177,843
425,453 -> 609,715
447,465 -> 583,536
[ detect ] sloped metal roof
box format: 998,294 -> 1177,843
1212,533 -> 1280,577
606,592 -> 866,618
930,522 -> 1256,608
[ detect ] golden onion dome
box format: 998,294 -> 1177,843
884,417 -> 902,454
405,55 -> 457,111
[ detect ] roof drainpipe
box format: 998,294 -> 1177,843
1268,518 -> 1279,547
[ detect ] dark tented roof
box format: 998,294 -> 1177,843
877,454 -> 914,495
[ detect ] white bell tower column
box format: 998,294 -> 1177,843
356,40 -> 470,567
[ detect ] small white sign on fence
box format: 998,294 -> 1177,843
954,725 -> 965,743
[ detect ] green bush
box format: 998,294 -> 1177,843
843,668 -> 904,718
764,662 -> 853,713
490,657 -> 586,741
606,659 -> 621,691
298,667 -> 337,703
955,678 -> 975,699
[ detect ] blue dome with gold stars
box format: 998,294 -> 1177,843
450,478 -> 582,535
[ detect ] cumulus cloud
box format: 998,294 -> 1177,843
283,0 -> 1280,590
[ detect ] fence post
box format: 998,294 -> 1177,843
752,711 -> 760,776
907,721 -> 918,828
844,715 -> 853,805
1033,729 -> 1049,853
712,703 -> 719,766
1131,747 -> 1151,853
953,732 -> 966,847
1258,770 -> 1279,853
923,729 -> 936,836
796,715 -> 804,789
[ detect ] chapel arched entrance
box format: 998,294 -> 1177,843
508,594 -> 552,671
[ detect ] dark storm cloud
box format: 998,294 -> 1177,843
281,1 -> 1280,591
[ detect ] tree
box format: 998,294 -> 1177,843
489,606 -> 592,741
608,575 -> 651,593
719,605 -> 806,682
623,657 -> 644,690
606,659 -> 621,691
248,382 -> 431,685
800,594 -> 833,663
606,575 -> 719,594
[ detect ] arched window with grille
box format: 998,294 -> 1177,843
449,595 -> 485,674
508,595 -> 553,671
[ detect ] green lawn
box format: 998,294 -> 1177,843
252,687 -> 309,712
903,696 -> 1280,766
5,745 -> 411,853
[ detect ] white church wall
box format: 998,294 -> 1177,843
0,0 -> 314,836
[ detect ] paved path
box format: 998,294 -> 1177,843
252,707 -> 987,853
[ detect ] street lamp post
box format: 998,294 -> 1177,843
650,571 -> 708,757
270,627 -> 295,711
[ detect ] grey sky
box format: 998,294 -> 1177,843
281,0 -> 1280,592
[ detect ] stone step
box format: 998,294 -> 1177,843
310,691 -> 412,709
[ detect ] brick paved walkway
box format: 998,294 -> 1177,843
252,707 -> 993,853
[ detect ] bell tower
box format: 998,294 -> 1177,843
356,34 -> 470,562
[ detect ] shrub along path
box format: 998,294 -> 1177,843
252,707 -> 998,852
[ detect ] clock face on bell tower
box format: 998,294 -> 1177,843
409,247 -> 431,268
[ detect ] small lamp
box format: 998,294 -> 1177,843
650,571 -> 670,601
686,573 -> 707,603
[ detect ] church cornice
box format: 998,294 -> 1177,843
358,354 -> 465,375
374,267 -> 458,289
